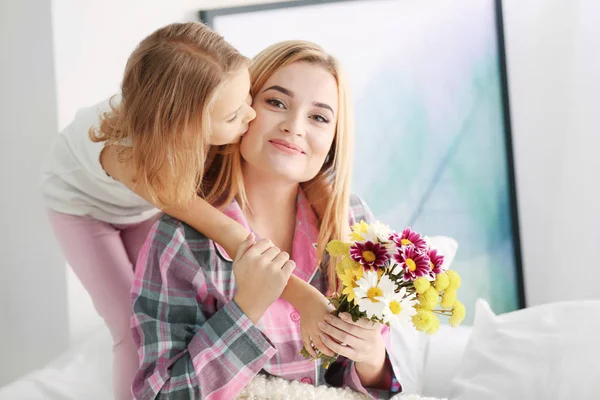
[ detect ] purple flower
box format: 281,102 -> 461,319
350,241 -> 390,270
428,248 -> 445,277
390,227 -> 428,251
393,245 -> 431,281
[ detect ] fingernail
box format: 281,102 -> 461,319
325,315 -> 333,323
340,313 -> 349,320
318,322 -> 326,330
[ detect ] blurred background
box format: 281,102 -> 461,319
1,0 -> 598,388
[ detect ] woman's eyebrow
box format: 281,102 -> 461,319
313,102 -> 334,116
262,85 -> 293,97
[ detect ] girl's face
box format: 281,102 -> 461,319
210,67 -> 256,146
240,61 -> 338,183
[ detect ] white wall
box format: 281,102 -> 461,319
0,0 -> 69,386
503,0 -> 600,307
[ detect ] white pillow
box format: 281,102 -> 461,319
389,322 -> 429,394
450,299 -> 600,400
421,324 -> 472,398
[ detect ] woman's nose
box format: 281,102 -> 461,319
280,113 -> 304,136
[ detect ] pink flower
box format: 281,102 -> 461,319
393,245 -> 431,281
428,248 -> 445,277
350,241 -> 390,270
389,227 -> 428,251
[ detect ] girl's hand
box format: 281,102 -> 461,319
297,286 -> 336,358
233,235 -> 296,324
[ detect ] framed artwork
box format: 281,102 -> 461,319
200,0 -> 525,324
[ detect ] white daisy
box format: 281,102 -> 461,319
367,221 -> 393,243
351,220 -> 393,244
377,287 -> 418,328
356,227 -> 378,244
354,271 -> 396,319
384,241 -> 398,257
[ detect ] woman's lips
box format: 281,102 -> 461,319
269,139 -> 305,155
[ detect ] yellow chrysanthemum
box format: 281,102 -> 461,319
449,300 -> 466,327
426,313 -> 440,335
336,260 -> 346,279
338,254 -> 362,271
412,309 -> 434,332
446,270 -> 462,290
419,287 -> 439,310
413,277 -> 431,294
434,271 -> 450,291
352,220 -> 369,234
350,266 -> 364,284
326,240 -> 351,257
339,268 -> 358,302
440,289 -> 457,309
350,220 -> 370,241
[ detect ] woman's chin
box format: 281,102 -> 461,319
260,164 -> 304,184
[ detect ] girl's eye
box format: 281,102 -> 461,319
227,114 -> 239,123
266,98 -> 286,109
311,114 -> 329,123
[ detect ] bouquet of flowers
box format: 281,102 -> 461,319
301,220 -> 465,367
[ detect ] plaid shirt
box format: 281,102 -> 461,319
131,190 -> 400,399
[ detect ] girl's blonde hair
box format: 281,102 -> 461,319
90,22 -> 248,207
206,40 -> 354,291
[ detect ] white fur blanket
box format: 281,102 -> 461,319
235,374 -> 445,400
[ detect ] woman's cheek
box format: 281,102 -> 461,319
316,137 -> 334,163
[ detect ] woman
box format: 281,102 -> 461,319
131,40 -> 401,400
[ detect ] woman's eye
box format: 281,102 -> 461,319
227,114 -> 239,123
311,114 -> 329,123
266,98 -> 286,109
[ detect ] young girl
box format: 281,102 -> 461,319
131,40 -> 400,400
40,22 -> 331,400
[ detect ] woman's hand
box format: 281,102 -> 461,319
318,312 -> 388,387
296,286 -> 336,358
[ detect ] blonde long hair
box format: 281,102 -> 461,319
206,40 -> 354,291
90,22 -> 248,207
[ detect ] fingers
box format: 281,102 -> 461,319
318,318 -> 360,349
261,246 -> 281,261
271,250 -> 290,266
246,238 -> 276,256
281,260 -> 296,278
338,313 -> 379,330
319,333 -> 354,360
310,333 -> 335,357
321,315 -> 361,339
302,332 -> 316,358
234,233 -> 255,262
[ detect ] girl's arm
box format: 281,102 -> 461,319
101,145 -> 319,310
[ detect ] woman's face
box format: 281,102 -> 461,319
240,61 -> 338,183
210,67 -> 256,146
